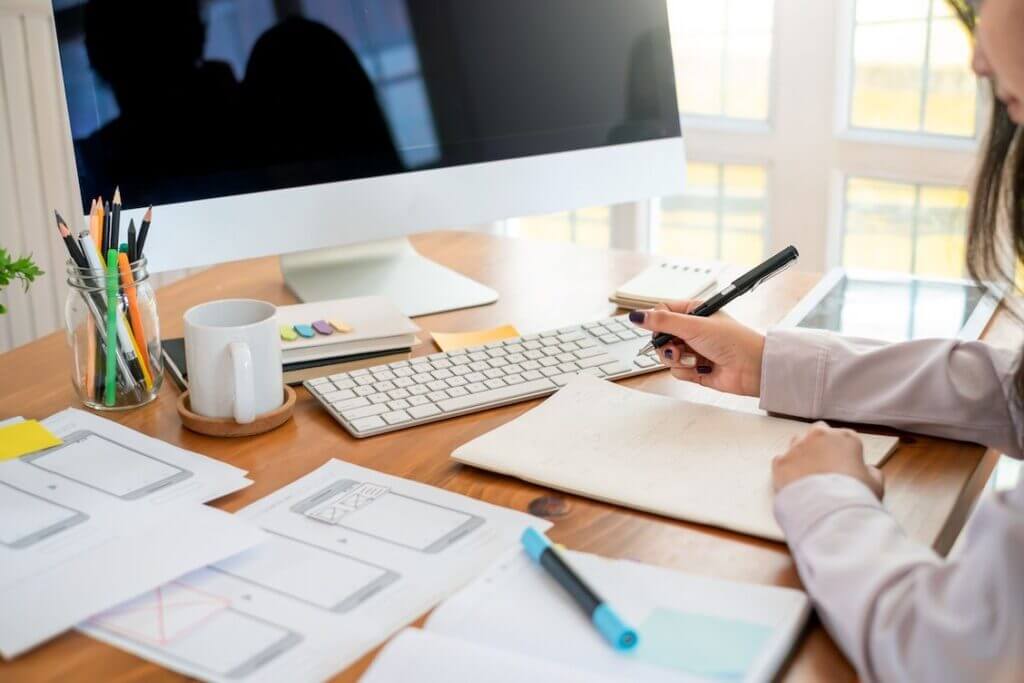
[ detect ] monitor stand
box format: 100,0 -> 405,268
280,237 -> 499,318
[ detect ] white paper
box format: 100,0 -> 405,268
453,376 -> 899,541
423,549 -> 809,683
80,459 -> 550,683
0,473 -> 264,659
39,408 -> 251,504
361,628 -> 619,683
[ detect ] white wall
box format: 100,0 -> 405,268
0,0 -> 201,354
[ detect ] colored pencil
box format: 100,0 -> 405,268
55,211 -> 85,267
127,219 -> 137,263
137,206 -> 153,257
118,246 -> 153,387
103,200 -> 112,255
104,249 -> 118,406
111,187 -> 122,255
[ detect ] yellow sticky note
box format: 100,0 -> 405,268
0,420 -> 62,461
432,325 -> 521,352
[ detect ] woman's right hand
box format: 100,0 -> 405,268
629,300 -> 767,397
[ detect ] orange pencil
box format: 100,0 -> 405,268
117,249 -> 153,384
93,197 -> 104,253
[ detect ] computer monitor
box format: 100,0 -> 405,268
53,0 -> 685,316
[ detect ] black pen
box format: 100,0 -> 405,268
637,245 -> 799,356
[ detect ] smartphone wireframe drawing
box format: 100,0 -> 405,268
91,598 -> 301,680
0,481 -> 88,549
212,531 -> 400,613
290,479 -> 485,553
23,430 -> 192,500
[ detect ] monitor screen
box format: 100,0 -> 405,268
54,0 -> 681,212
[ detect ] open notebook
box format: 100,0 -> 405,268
452,376 -> 899,541
361,549 -> 810,682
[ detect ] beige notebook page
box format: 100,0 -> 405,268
452,376 -> 898,541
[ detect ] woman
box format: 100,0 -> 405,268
630,1 -> 1022,680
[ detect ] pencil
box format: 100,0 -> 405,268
127,219 -> 137,263
55,211 -> 85,267
103,200 -> 112,255
104,249 -> 118,406
57,212 -> 90,396
111,187 -> 122,255
137,206 -> 152,257
93,198 -> 104,254
118,246 -> 153,388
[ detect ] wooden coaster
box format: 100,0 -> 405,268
177,386 -> 296,437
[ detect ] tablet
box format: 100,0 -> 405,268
779,269 -> 1002,342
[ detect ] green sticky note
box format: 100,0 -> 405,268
632,609 -> 771,679
0,420 -> 63,461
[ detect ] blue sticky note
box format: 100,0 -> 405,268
631,609 -> 772,679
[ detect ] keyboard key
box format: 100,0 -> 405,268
446,376 -> 468,387
356,375 -> 376,386
505,363 -> 524,374
351,368 -> 370,377
558,332 -> 585,343
431,369 -> 454,380
506,353 -> 526,364
466,382 -> 488,393
522,370 -> 543,381
351,416 -> 386,432
539,357 -> 559,367
524,350 -> 544,360
447,386 -> 469,397
374,381 -> 396,392
428,380 -> 449,392
484,368 -> 504,379
342,404 -> 388,420
333,396 -> 369,411
557,353 -> 575,363
577,337 -> 598,348
452,355 -> 473,365
466,372 -> 487,383
438,378 -> 556,412
558,362 -> 579,372
505,374 -> 525,385
486,348 -> 506,358
487,357 -> 508,368
374,370 -> 396,381
321,389 -> 356,402
541,337 -> 560,347
580,366 -> 605,377
505,343 -> 525,353
540,330 -> 559,338
388,388 -> 411,400
369,394 -> 390,405
470,361 -> 490,372
408,395 -> 430,406
451,365 -> 473,376
601,362 -> 630,376
388,399 -> 411,410
389,360 -> 411,368
410,356 -> 430,365
521,333 -> 540,341
394,366 -> 415,377
575,346 -> 604,359
468,351 -> 488,361
329,372 -> 351,382
600,334 -> 619,345
309,377 -> 329,386
577,355 -> 613,369
409,404 -> 442,419
485,378 -> 507,389
394,377 -> 415,388
413,373 -> 433,384
355,386 -> 376,397
382,410 -> 412,425
553,373 -> 577,386
523,340 -> 542,350
428,390 -> 450,402
558,342 -> 579,352
543,347 -> 561,357
635,356 -> 658,368
616,331 -> 635,342
431,359 -> 453,369
409,384 -> 429,396
332,379 -> 356,391
557,326 -> 579,334
521,360 -> 541,371
541,367 -> 561,377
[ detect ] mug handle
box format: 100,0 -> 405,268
229,341 -> 256,424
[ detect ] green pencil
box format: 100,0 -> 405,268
104,249 -> 118,406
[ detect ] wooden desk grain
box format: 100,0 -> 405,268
0,231 -> 1001,682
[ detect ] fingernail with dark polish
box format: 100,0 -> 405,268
664,348 -> 674,359
697,365 -> 713,375
628,310 -> 646,324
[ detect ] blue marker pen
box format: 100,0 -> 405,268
521,527 -> 639,651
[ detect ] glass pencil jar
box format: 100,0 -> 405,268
65,257 -> 163,410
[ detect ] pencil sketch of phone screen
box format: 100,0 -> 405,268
0,482 -> 88,549
291,480 -> 485,553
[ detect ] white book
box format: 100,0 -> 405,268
362,548 -> 810,683
277,296 -> 420,364
452,376 -> 898,542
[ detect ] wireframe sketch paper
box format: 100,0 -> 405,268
452,376 -> 899,541
81,459 -> 550,683
39,408 -> 252,503
363,548 -> 809,683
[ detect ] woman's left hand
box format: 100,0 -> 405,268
772,422 -> 884,499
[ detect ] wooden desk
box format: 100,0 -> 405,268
0,231 -> 1001,681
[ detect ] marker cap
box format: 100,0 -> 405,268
592,604 -> 639,651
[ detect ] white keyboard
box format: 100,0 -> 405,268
304,315 -> 664,438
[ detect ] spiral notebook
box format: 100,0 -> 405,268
610,260 -> 725,309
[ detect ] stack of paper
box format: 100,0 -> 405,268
0,410 -> 259,659
79,460 -> 547,683
452,376 -> 899,541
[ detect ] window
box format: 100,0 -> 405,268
668,0 -> 774,121
506,207 -> 612,249
841,176 -> 969,278
656,163 -> 768,265
849,0 -> 977,137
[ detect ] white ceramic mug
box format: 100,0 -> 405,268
183,299 -> 283,424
